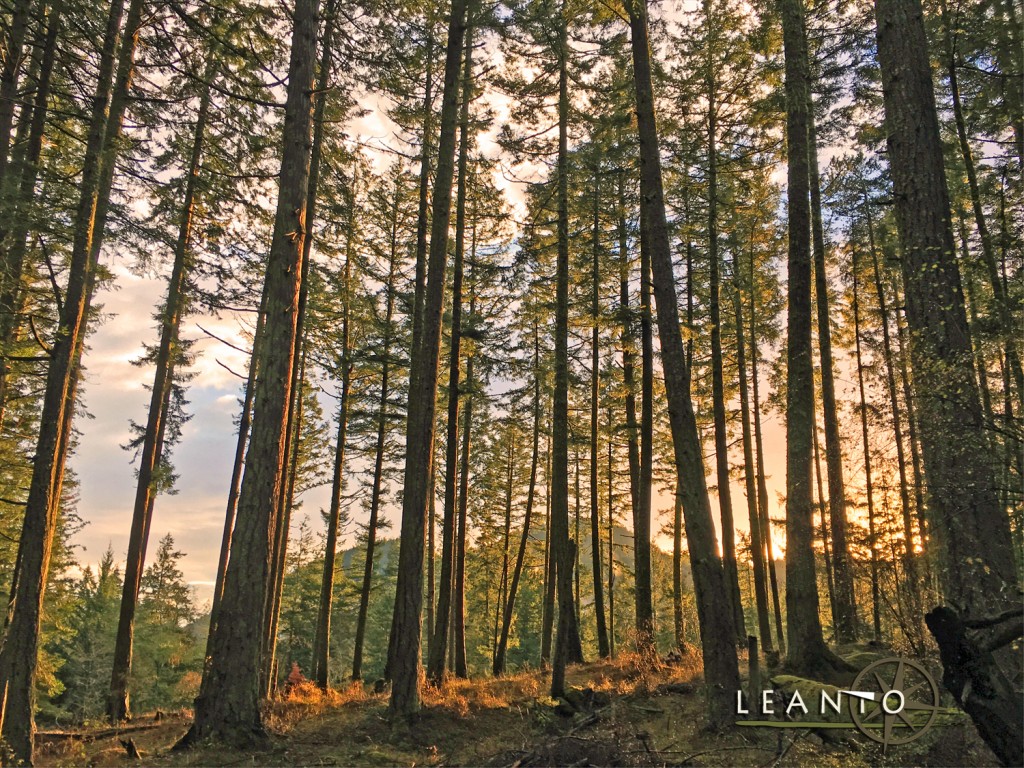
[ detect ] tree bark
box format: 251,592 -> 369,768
181,0 -> 319,745
427,24 -> 473,682
625,0 -> 739,727
873,0 -> 1017,616
388,0 -> 471,720
778,0 -> 847,679
551,5 -> 582,697
703,20 -> 745,641
808,106 -> 856,643
734,270 -> 773,654
0,0 -> 143,758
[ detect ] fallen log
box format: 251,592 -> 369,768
925,606 -> 1023,767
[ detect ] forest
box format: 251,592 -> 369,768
0,0 -> 1020,764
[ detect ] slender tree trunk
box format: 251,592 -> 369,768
812,424 -> 837,631
263,345 -> 308,694
409,22 -> 436,365
734,272 -> 773,653
874,0 -> 1017,616
306,0 -> 343,688
589,169 -> 610,659
551,6 -> 582,697
452,352 -> 474,678
704,31 -> 745,642
778,0 -> 848,679
626,0 -> 739,726
351,192 -> 400,683
182,0 -> 319,745
0,0 -> 144,758
635,197 -> 655,651
851,242 -> 882,643
808,106 -> 856,643
672,488 -> 685,650
0,0 -> 64,429
750,259 -> 784,655
493,322 -> 541,676
388,0 -> 471,719
541,425 -> 554,666
108,77 -> 212,723
426,22 -> 473,683
607,406 -> 615,658
495,433 -> 514,664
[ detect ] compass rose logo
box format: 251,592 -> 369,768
843,657 -> 942,750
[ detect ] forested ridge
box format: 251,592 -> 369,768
0,0 -> 1020,764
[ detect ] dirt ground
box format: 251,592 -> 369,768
34,653 -> 999,767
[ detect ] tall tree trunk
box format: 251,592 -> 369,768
541,425 -> 554,666
734,271 -> 773,653
0,0 -> 31,194
495,433 -> 514,664
351,188 -> 400,683
551,6 -> 582,697
388,0 -> 471,720
305,0 -> 343,688
808,107 -> 856,643
452,352 -> 474,678
635,195 -> 655,651
0,0 -> 144,758
851,241 -> 882,643
672,488 -> 685,650
750,257 -> 784,654
607,405 -> 615,657
409,19 -> 436,365
263,344 -> 308,694
181,0 -> 319,745
0,0 -> 64,429
778,0 -> 848,678
704,22 -> 744,641
625,0 -> 739,727
589,168 -> 610,659
108,77 -> 212,723
873,0 -> 1017,616
426,22 -> 473,682
493,321 -> 541,676
812,423 -> 837,631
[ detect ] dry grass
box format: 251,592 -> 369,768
263,678 -> 370,733
34,650 -> 997,768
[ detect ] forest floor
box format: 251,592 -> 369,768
36,651 -> 998,767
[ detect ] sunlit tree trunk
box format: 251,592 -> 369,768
0,0 -> 144,757
388,0 -> 471,719
426,23 -> 474,683
626,0 -> 739,726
